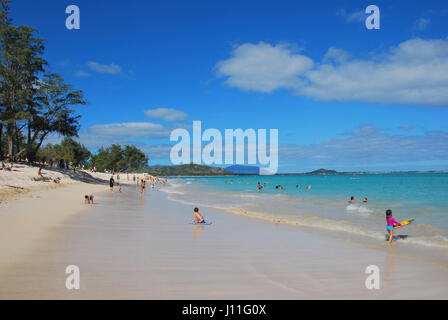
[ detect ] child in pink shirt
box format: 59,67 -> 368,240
386,209 -> 402,244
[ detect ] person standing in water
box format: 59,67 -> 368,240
140,179 -> 146,194
109,176 -> 115,192
348,196 -> 355,204
386,209 -> 402,245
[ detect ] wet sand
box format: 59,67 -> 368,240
1,184 -> 448,299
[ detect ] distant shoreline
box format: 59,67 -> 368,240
275,170 -> 448,176
164,171 -> 448,178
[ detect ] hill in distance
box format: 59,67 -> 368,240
145,163 -> 232,176
225,165 -> 260,175
309,168 -> 338,174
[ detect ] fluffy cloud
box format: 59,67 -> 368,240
337,8 -> 365,23
144,108 -> 188,122
397,125 -> 413,131
301,38 -> 448,105
87,61 -> 122,74
278,126 -> 448,170
75,70 -> 91,77
78,122 -> 171,149
50,122 -> 447,171
215,42 -> 313,93
323,47 -> 351,64
215,38 -> 448,106
414,18 -> 431,31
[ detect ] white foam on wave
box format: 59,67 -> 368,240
162,181 -> 448,250
159,183 -> 186,195
346,204 -> 373,214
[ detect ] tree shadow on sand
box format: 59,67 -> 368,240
43,167 -> 108,185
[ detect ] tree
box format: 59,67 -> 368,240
119,145 -> 148,171
90,144 -> 149,172
37,138 -> 91,165
0,1 -> 86,162
0,0 -> 46,160
54,138 -> 91,165
26,72 -> 87,162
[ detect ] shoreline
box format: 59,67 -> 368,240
0,181 -> 109,269
1,180 -> 448,299
162,179 -> 448,252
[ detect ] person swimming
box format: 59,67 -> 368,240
193,207 -> 207,224
348,196 -> 355,204
363,197 -> 368,203
386,209 -> 402,244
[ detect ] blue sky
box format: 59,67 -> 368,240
10,0 -> 448,172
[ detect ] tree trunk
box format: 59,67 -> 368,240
31,132 -> 49,162
6,123 -> 14,161
0,122 -> 3,160
26,118 -> 32,162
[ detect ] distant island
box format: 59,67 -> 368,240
277,168 -> 448,175
144,165 -> 447,177
226,165 -> 260,175
145,164 -> 232,176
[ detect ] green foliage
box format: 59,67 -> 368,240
0,1 -> 86,162
145,164 -> 231,176
90,144 -> 149,172
37,137 -> 91,165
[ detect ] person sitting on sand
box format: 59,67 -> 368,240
193,207 -> 206,224
84,194 -> 94,204
38,166 -> 45,180
348,196 -> 355,204
386,209 -> 402,245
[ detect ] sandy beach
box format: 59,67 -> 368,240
1,173 -> 448,299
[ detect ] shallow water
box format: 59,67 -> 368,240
163,174 -> 448,250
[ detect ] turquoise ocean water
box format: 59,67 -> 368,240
162,173 -> 448,249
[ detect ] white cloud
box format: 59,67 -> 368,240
216,38 -> 448,106
75,70 -> 91,77
337,9 -> 365,23
301,38 -> 448,105
78,122 -> 171,149
87,61 -> 122,74
278,126 -> 448,170
323,47 -> 351,64
397,125 -> 413,131
215,42 -> 313,93
144,108 -> 188,122
414,18 -> 431,31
